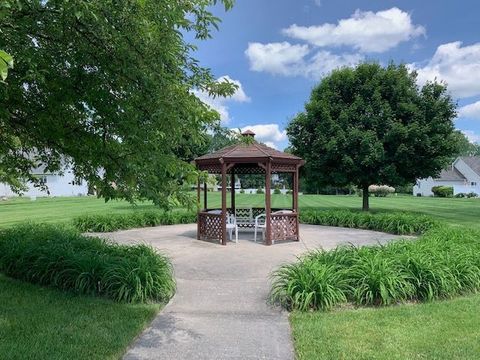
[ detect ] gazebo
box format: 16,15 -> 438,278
194,130 -> 304,245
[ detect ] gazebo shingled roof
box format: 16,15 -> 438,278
195,142 -> 303,163
194,130 -> 304,246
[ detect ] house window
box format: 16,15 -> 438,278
471,182 -> 477,186
36,175 -> 47,185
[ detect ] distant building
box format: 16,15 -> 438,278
0,165 -> 89,198
414,157 -> 480,196
226,178 -> 241,191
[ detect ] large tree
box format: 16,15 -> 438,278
0,0 -> 235,207
452,131 -> 480,157
287,63 -> 458,210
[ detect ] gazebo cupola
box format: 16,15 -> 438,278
194,130 -> 304,246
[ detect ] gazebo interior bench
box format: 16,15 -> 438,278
234,207 -> 255,228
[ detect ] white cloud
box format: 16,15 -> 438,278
282,7 -> 425,53
413,42 -> 480,98
218,75 -> 250,102
313,0 -> 321,7
245,42 -> 310,76
245,7 -> 422,78
245,41 -> 362,78
461,130 -> 480,143
238,124 -> 287,149
264,141 -> 278,150
307,51 -> 363,77
458,101 -> 480,120
194,76 -> 250,124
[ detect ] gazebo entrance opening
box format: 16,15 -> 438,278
194,131 -> 304,245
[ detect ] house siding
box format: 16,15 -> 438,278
414,157 -> 480,196
454,158 -> 480,185
413,178 -> 463,196
0,170 -> 88,198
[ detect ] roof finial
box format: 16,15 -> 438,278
241,129 -> 255,138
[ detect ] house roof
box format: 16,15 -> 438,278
434,167 -> 466,181
458,156 -> 480,176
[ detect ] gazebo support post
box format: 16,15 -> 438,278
203,181 -> 208,210
291,172 -> 295,210
197,179 -> 201,240
196,178 -> 201,210
230,168 -> 236,215
294,165 -> 300,241
265,160 -> 272,245
292,170 -> 299,211
221,161 -> 227,245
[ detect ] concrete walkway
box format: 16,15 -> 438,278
97,224 -> 403,360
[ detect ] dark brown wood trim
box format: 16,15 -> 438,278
203,181 -> 208,210
257,162 -> 267,171
197,178 -> 201,240
265,159 -> 272,246
231,169 -> 236,216
221,162 -> 227,245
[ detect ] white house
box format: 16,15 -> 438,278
0,165 -> 89,198
414,157 -> 480,196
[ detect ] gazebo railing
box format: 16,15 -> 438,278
197,211 -> 223,242
197,208 -> 299,243
271,212 -> 299,241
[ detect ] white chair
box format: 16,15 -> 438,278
254,214 -> 266,242
226,214 -> 238,243
272,209 -> 293,215
207,209 -> 222,214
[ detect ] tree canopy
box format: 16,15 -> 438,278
287,63 -> 458,210
0,0 -> 235,207
452,131 -> 480,157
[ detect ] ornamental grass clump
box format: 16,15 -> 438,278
299,209 -> 437,235
271,223 -> 480,311
270,257 -> 349,311
0,223 -> 175,303
347,247 -> 414,306
73,210 -> 196,232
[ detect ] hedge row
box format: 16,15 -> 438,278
0,224 -> 175,303
299,209 -> 437,235
73,210 -> 196,232
271,222 -> 480,311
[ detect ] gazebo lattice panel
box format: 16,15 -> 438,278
231,166 -> 265,174
198,212 -> 223,242
271,163 -> 297,173
271,213 -> 299,241
196,163 -> 267,174
197,163 -> 222,174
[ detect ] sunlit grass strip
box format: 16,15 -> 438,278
271,225 -> 480,311
73,210 -> 196,232
299,209 -> 438,235
0,223 -> 175,303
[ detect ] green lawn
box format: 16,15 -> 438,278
2,193 -> 480,359
2,193 -> 480,228
0,274 -> 160,360
206,192 -> 480,228
0,196 -> 155,228
291,295 -> 480,360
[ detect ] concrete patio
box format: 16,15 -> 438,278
97,224 -> 404,360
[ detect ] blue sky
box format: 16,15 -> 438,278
192,0 -> 480,150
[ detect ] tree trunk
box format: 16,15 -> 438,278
362,184 -> 370,211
